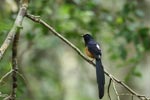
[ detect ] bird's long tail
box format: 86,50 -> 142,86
96,58 -> 105,99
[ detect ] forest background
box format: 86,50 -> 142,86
0,0 -> 150,100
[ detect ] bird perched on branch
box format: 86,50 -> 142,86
82,34 -> 105,99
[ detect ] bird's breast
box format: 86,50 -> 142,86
85,47 -> 94,58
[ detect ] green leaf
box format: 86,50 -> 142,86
0,20 -> 12,32
132,67 -> 142,77
135,9 -> 144,17
138,27 -> 149,38
116,16 -> 124,24
57,4 -> 72,19
133,71 -> 142,77
26,32 -> 35,40
143,37 -> 150,50
119,45 -> 127,60
136,43 -> 145,53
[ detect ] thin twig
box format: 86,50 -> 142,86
107,79 -> 112,100
26,13 -> 150,100
132,95 -> 134,100
119,93 -> 133,96
16,71 -> 26,82
0,70 -> 12,84
118,92 -> 134,100
112,81 -> 120,100
0,92 -> 8,98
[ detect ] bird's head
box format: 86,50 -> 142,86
82,34 -> 93,44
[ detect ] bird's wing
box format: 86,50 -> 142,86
87,41 -> 101,59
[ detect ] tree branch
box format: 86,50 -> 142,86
26,13 -> 150,100
112,81 -> 120,100
107,79 -> 112,100
10,29 -> 20,100
0,0 -> 28,61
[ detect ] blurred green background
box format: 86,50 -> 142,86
0,0 -> 150,100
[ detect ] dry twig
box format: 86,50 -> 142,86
0,70 -> 12,84
108,79 -> 112,100
112,81 -> 120,100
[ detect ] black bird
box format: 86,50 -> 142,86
83,34 -> 105,99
